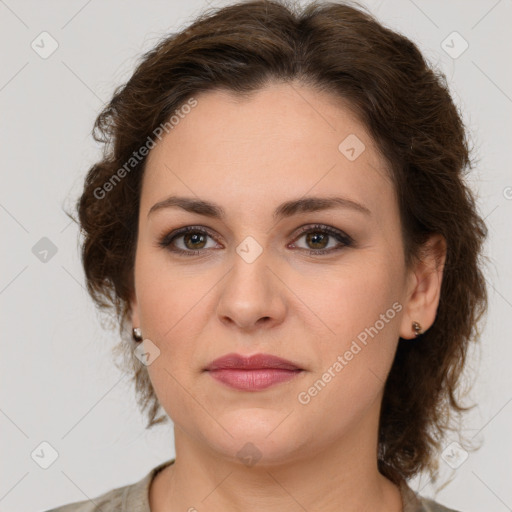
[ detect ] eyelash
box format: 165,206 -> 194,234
157,224 -> 354,257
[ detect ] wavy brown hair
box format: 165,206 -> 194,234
69,0 -> 488,486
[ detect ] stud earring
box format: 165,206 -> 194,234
412,321 -> 423,337
132,327 -> 143,342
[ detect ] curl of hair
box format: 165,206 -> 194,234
68,0 -> 488,486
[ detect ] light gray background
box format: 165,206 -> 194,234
1,1 -> 511,511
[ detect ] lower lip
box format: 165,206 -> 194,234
207,369 -> 303,391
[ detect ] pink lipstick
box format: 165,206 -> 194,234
204,353 -> 303,391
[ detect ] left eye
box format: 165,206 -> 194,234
289,225 -> 353,254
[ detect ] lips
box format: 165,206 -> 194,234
204,353 -> 304,391
205,353 -> 302,371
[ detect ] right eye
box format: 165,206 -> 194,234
158,226 -> 222,256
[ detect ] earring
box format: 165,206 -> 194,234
412,321 -> 423,337
132,327 -> 143,342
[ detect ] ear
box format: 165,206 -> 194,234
399,234 -> 447,339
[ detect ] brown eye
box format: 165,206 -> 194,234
158,226 -> 220,256
305,231 -> 329,250
182,232 -> 208,250
290,224 -> 354,255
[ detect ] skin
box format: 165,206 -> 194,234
129,81 -> 446,512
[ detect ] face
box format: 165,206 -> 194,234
130,82 -> 421,465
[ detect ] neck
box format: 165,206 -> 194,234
150,418 -> 403,512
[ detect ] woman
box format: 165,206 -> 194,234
45,1 -> 488,511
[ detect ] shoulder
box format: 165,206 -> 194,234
40,459 -> 175,512
417,495 -> 462,512
399,478 -> 462,512
40,483 -> 128,512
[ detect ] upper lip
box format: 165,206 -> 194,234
205,353 -> 302,371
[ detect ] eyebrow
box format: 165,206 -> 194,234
147,194 -> 371,220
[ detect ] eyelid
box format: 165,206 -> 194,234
290,223 -> 354,244
158,223 -> 354,256
158,225 -> 223,249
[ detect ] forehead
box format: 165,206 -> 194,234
141,82 -> 395,222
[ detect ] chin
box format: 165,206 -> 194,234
199,415 -> 306,467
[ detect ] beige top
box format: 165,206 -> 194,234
43,458 -> 461,512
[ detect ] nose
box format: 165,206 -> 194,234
216,251 -> 287,332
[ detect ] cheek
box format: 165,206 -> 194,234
134,251 -> 217,380
307,253 -> 403,375
295,262 -> 403,426
135,247 -> 202,336
134,254 -> 206,422
312,253 -> 401,329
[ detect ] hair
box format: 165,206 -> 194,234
69,0 -> 488,486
